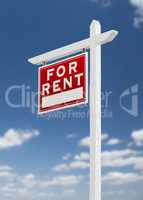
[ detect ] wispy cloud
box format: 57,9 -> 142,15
0,167 -> 83,199
129,0 -> 143,28
102,149 -> 143,168
0,171 -> 15,178
103,171 -> 143,184
74,152 -> 89,161
52,147 -> 143,172
38,175 -> 83,188
0,165 -> 15,178
53,152 -> 89,172
101,133 -> 109,141
90,0 -> 112,8
66,133 -> 77,139
131,129 -> 143,146
1,128 -> 143,199
90,0 -> 143,28
0,166 -> 13,171
62,153 -> 72,161
79,136 -> 90,147
0,129 -> 40,150
22,174 -> 37,188
106,138 -> 122,145
52,160 -> 89,172
78,133 -> 109,147
62,189 -> 76,196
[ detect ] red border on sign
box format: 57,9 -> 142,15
38,52 -> 88,114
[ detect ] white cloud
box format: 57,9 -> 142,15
53,147 -> 143,173
130,0 -> 143,8
131,129 -> 143,146
133,157 -> 143,170
52,164 -> 69,172
62,153 -> 72,161
102,189 -> 126,196
102,148 -> 143,170
102,149 -> 137,159
39,175 -> 83,188
0,166 -> 13,171
22,174 -> 37,188
79,136 -> 90,147
69,161 -> 89,169
0,165 -> 15,178
0,171 -> 81,197
79,133 -> 109,147
130,0 -> 143,28
102,133 -> 109,141
53,147 -> 143,172
74,152 -> 89,161
106,138 -> 122,145
90,0 -> 112,7
0,171 -> 15,178
53,152 -> 90,172
37,192 -> 55,198
0,129 -> 40,149
102,149 -> 140,168
0,167 -> 83,200
53,160 -> 89,172
103,171 -> 143,184
66,133 -> 77,139
0,184 -> 17,193
62,189 -> 76,196
103,155 -> 143,168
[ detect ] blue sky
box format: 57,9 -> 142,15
0,0 -> 143,200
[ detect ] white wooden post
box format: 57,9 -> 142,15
90,20 -> 101,200
28,19 -> 118,200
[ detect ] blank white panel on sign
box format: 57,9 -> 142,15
42,87 -> 83,108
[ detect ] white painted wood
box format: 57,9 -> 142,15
28,30 -> 118,65
28,19 -> 118,200
90,20 -> 101,200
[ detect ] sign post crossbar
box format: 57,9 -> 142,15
28,20 -> 118,200
28,29 -> 118,65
